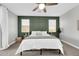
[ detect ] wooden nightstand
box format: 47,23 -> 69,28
16,37 -> 22,43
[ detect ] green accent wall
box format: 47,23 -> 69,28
18,16 -> 60,38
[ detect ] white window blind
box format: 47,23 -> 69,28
49,19 -> 56,32
21,19 -> 30,32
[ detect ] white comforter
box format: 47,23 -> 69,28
15,39 -> 64,55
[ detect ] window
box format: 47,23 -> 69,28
48,19 -> 56,32
21,19 -> 30,32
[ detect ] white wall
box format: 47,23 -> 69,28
0,5 -> 2,48
60,5 -> 79,48
0,5 -> 17,49
8,10 -> 17,45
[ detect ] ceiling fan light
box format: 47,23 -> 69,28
39,4 -> 45,10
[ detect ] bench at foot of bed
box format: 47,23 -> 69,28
20,49 -> 61,56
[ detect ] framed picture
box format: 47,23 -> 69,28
77,20 -> 79,30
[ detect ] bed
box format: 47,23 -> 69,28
15,31 -> 64,55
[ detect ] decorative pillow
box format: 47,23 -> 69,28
32,31 -> 36,35
36,32 -> 42,36
32,31 -> 41,36
41,31 -> 47,35
32,31 -> 48,36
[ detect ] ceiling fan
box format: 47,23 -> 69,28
32,3 -> 58,13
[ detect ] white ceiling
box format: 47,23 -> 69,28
2,3 -> 79,16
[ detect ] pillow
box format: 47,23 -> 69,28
31,31 -> 42,36
41,31 -> 47,35
31,31 -> 36,36
31,31 -> 48,36
32,31 -> 36,35
36,32 -> 42,36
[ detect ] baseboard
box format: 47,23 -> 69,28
0,40 -> 16,50
8,40 -> 16,47
61,40 -> 79,49
0,48 -> 5,50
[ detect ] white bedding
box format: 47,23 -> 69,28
15,31 -> 64,55
15,39 -> 64,55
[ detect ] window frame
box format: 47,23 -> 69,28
21,19 -> 30,33
48,19 -> 56,32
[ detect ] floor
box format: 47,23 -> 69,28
0,42 -> 79,56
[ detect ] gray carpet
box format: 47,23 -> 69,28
0,42 -> 79,56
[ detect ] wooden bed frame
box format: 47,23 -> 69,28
20,49 -> 61,56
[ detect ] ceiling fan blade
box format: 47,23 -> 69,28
43,8 -> 46,13
32,6 -> 39,11
45,3 -> 58,6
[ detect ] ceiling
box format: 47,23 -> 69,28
1,3 -> 79,16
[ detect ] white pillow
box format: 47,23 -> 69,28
31,31 -> 48,36
41,31 -> 47,35
31,31 -> 41,36
32,31 -> 36,35
36,32 -> 42,36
